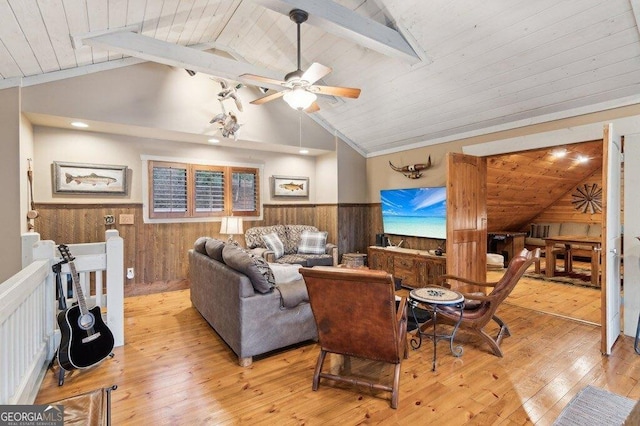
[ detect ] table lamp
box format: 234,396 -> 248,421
220,216 -> 243,243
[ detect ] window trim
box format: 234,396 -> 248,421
142,156 -> 263,224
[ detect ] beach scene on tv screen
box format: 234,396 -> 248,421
381,187 -> 446,239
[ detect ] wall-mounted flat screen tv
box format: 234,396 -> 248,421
380,187 -> 447,239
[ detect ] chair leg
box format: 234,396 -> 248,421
478,328 -> 504,357
493,315 -> 511,338
391,362 -> 401,409
312,350 -> 328,391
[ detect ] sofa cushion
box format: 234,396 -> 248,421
587,223 -> 602,237
261,232 -> 284,259
546,223 -> 561,237
559,222 -> 589,236
244,224 -> 287,250
276,254 -> 333,267
194,236 -> 210,254
205,238 -> 225,262
222,244 -> 275,294
297,231 -> 327,255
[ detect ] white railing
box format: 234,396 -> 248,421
0,259 -> 53,405
0,230 -> 124,404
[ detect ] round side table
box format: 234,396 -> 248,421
409,286 -> 465,371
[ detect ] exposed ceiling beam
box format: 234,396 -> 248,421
74,30 -> 284,90
631,0 -> 640,39
249,0 -> 421,63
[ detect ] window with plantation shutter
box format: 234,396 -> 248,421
148,160 -> 260,220
150,162 -> 188,218
231,168 -> 259,216
194,166 -> 225,215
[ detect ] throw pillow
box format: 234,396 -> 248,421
222,244 -> 275,294
261,232 -> 285,259
193,236 -> 210,254
297,231 -> 328,255
205,238 -> 225,262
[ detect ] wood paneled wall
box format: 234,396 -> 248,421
529,169 -> 603,227
34,203 -> 348,283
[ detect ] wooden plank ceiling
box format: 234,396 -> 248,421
486,140 -> 603,232
1,1 -> 639,156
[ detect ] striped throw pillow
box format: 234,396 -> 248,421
261,232 -> 285,259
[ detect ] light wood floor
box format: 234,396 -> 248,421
36,286 -> 638,425
501,258 -> 601,324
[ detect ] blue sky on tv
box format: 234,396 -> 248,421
381,187 -> 446,217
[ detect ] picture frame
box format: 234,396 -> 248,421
53,161 -> 128,195
272,175 -> 309,197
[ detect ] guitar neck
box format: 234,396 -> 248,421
67,259 -> 89,316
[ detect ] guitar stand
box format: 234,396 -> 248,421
51,350 -> 115,386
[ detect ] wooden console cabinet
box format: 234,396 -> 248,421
367,246 -> 446,288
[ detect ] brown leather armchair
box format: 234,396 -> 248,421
434,248 -> 540,357
299,266 -> 409,409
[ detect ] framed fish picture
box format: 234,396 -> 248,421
53,161 -> 128,195
272,175 -> 309,197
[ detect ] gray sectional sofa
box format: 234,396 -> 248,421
189,237 -> 317,366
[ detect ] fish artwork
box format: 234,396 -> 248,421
66,173 -> 116,186
279,182 -> 304,191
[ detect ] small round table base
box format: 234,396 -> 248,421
409,287 -> 465,372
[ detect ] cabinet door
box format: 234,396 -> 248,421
393,255 -> 417,286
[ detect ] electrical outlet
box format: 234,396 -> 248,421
127,268 -> 135,279
104,215 -> 115,225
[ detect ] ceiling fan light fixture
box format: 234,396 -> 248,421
284,88 -> 317,110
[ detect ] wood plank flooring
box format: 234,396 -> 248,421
35,286 -> 638,425
500,258 -> 601,324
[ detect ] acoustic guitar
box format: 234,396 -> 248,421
57,244 -> 114,370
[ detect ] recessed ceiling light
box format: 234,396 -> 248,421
71,121 -> 89,128
576,155 -> 589,163
299,148 -> 309,154
207,138 -> 220,144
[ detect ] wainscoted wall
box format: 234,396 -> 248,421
34,203 -> 349,284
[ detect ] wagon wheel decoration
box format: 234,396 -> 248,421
571,183 -> 602,214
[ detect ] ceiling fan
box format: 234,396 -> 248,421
241,9 -> 361,112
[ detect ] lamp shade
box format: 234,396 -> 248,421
283,88 -> 317,110
220,216 -> 243,236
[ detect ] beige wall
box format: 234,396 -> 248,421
0,88 -> 22,281
337,138 -> 367,204
33,127 -> 321,208
22,62 -> 337,152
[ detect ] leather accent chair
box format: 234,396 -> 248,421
434,248 -> 540,357
299,266 -> 409,409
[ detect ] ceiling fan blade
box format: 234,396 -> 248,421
305,102 -> 320,113
240,73 -> 286,86
301,63 -> 332,84
312,85 -> 361,99
250,91 -> 285,105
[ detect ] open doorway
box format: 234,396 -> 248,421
485,140 -> 605,323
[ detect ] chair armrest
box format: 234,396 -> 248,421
325,243 -> 338,266
248,247 -> 275,263
437,274 -> 500,288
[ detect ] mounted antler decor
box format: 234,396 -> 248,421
571,183 -> 602,213
389,156 -> 432,179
